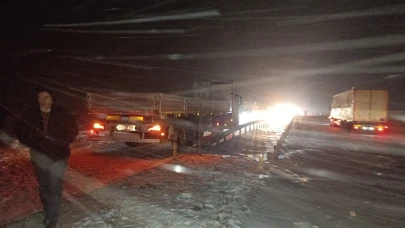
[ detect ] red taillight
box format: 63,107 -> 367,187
148,125 -> 161,131
378,128 -> 383,131
93,123 -> 104,129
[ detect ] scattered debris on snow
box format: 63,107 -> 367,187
161,164 -> 194,174
350,211 -> 357,217
258,174 -> 270,179
278,154 -> 286,159
66,155 -> 256,228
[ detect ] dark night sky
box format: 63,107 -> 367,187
1,0 -> 405,114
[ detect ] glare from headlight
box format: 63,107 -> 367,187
117,125 -> 125,130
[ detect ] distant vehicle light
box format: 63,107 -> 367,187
148,125 -> 161,131
161,132 -> 165,136
384,126 -> 389,129
93,123 -> 104,129
378,128 -> 384,131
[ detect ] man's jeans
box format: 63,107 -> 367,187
30,150 -> 68,228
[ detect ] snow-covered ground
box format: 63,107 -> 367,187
268,117 -> 405,228
4,116 -> 404,228
0,130 -> 174,226
1,120 -> 291,228
5,154 -> 271,228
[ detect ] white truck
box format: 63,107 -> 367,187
329,89 -> 389,132
87,91 -> 232,146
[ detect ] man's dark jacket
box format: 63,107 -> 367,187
17,104 -> 78,160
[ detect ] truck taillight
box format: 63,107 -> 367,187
94,123 -> 104,129
148,125 -> 161,131
375,125 -> 387,131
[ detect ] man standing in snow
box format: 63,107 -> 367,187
17,87 -> 78,228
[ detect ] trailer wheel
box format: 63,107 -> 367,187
178,128 -> 187,147
345,122 -> 353,132
186,129 -> 196,147
341,120 -> 347,128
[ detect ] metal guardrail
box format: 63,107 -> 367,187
209,118 -> 295,147
171,118 -> 295,158
171,120 -> 267,158
274,118 -> 294,153
209,120 -> 267,146
210,118 -> 295,169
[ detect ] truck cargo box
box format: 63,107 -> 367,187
329,89 -> 388,131
87,92 -> 185,115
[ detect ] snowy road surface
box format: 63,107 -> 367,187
0,138 -> 174,226
244,117 -> 405,228
2,116 -> 405,227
